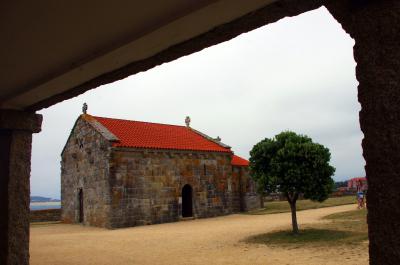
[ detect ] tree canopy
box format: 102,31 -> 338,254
249,131 -> 335,233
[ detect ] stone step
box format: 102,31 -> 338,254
180,217 -> 195,221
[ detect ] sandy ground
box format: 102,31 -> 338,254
30,204 -> 368,265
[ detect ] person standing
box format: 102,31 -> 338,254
356,179 -> 365,209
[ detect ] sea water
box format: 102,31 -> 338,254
30,202 -> 61,211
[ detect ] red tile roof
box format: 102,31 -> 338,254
349,177 -> 366,182
92,116 -> 232,153
231,155 -> 249,167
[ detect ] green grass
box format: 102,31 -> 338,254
30,221 -> 61,227
247,195 -> 356,215
321,208 -> 368,243
245,208 -> 367,247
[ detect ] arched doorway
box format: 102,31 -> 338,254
78,188 -> 84,223
182,184 -> 193,217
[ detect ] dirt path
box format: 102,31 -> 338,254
30,204 -> 368,265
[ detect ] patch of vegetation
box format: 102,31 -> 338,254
30,221 -> 61,227
245,209 -> 367,247
321,208 -> 368,243
247,229 -> 353,246
247,196 -> 355,215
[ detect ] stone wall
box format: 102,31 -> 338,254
0,110 -> 42,265
61,117 -> 112,227
232,166 -> 259,211
324,2 -> 400,263
108,148 -> 242,228
30,209 -> 61,223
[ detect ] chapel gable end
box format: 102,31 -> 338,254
61,115 -> 114,161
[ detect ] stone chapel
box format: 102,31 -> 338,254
61,109 -> 258,228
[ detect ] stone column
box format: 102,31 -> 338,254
326,1 -> 400,264
0,110 -> 42,265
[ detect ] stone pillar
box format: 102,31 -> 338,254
0,110 -> 42,265
326,1 -> 400,264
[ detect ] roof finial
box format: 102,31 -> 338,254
82,103 -> 88,114
185,116 -> 191,127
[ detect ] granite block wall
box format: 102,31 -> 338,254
108,149 -> 237,228
61,118 -> 112,227
232,166 -> 259,211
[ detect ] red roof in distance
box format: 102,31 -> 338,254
231,155 -> 249,166
348,177 -> 366,182
93,116 -> 231,153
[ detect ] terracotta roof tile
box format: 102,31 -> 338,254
92,116 -> 231,153
231,155 -> 249,166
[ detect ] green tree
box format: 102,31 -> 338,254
249,131 -> 335,234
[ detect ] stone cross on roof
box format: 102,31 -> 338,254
82,103 -> 88,114
185,116 -> 191,127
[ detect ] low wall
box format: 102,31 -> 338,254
30,209 -> 61,222
243,194 -> 260,211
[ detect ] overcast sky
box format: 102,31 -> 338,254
31,7 -> 364,199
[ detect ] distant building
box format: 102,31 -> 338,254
337,187 -> 348,192
347,177 -> 368,191
61,112 -> 258,228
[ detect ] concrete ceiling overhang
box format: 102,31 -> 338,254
1,0 -> 322,111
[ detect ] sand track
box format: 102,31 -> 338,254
30,204 -> 368,265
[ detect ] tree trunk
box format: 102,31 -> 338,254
289,201 -> 299,234
285,192 -> 299,234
